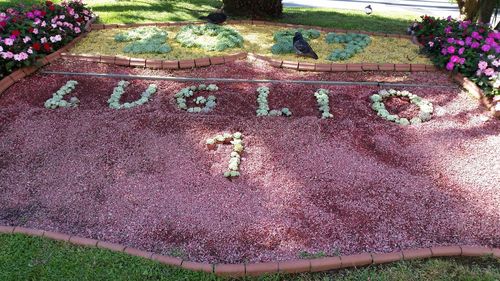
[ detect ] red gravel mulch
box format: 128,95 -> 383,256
0,59 -> 499,263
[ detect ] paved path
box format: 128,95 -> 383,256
283,0 -> 460,18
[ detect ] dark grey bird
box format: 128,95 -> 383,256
293,32 -> 319,60
199,9 -> 227,24
364,5 -> 372,15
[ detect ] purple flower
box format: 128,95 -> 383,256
456,40 -> 464,46
446,61 -> 455,71
447,15 -> 452,21
458,47 -> 465,55
478,61 -> 488,70
465,36 -> 472,46
26,12 -> 34,19
471,42 -> 480,48
459,58 -> 465,64
471,31 -> 482,40
450,55 -> 460,63
444,26 -> 452,34
447,38 -> 455,44
447,46 -> 455,54
481,44 -> 491,52
441,48 -> 448,55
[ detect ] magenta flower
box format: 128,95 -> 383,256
447,38 -> 455,44
444,26 -> 452,34
459,58 -> 465,64
471,31 -> 482,40
481,44 -> 491,52
478,61 -> 488,70
458,47 -> 465,55
465,37 -> 472,46
447,46 -> 455,54
450,55 -> 460,63
446,61 -> 455,71
441,48 -> 448,55
457,40 -> 464,46
471,42 -> 480,48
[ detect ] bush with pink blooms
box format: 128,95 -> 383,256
0,1 -> 93,79
412,15 -> 499,96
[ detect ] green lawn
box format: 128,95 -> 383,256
1,234 -> 499,281
0,0 -> 416,34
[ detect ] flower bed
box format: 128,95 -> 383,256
411,16 -> 499,97
0,0 -> 94,79
69,23 -> 430,64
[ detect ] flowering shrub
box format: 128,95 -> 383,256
412,15 -> 499,96
0,0 -> 93,79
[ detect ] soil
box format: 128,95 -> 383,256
0,58 -> 499,263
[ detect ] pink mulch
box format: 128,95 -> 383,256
0,59 -> 499,263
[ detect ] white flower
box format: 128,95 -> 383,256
23,36 -> 31,43
41,37 -> 47,43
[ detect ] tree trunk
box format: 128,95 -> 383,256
456,0 -> 480,20
478,0 -> 499,24
222,0 -> 283,19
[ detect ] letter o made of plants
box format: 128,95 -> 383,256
370,89 -> 434,125
174,84 -> 218,113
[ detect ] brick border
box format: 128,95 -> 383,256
0,225 -> 498,277
452,72 -> 500,118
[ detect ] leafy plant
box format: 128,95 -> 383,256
325,32 -> 372,61
256,86 -> 292,117
107,80 -> 157,109
271,28 -> 320,55
371,89 -> 434,125
207,132 -> 244,178
314,88 -> 333,119
174,84 -> 218,113
175,24 -> 243,51
44,80 -> 79,109
114,26 -> 172,54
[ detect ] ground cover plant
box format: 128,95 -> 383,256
175,23 -> 244,52
325,32 -> 372,61
70,24 -> 430,64
1,59 -> 499,266
412,15 -> 499,97
114,26 -> 171,54
271,28 -> 320,55
0,0 -> 94,79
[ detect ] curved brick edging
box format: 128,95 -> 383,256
64,19 -> 435,73
0,15 -> 98,95
452,73 -> 500,118
0,225 -> 498,277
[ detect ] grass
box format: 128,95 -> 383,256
0,0 -> 418,35
1,233 -> 499,281
70,24 -> 430,64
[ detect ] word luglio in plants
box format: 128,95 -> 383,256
206,132 -> 244,178
108,81 -> 157,109
256,86 -> 292,117
271,28 -> 321,54
44,81 -> 80,109
175,24 -> 244,51
370,89 -> 434,125
314,89 -> 333,119
114,26 -> 172,54
325,32 -> 371,61
174,84 -> 218,113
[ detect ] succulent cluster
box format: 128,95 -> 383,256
44,80 -> 80,109
174,84 -> 218,113
206,132 -> 244,178
370,89 -> 434,125
256,86 -> 292,117
114,26 -> 172,54
314,89 -> 333,119
325,32 -> 371,61
108,80 -> 157,109
175,24 -> 244,51
271,28 -> 320,54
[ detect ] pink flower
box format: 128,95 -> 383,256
441,48 -> 448,55
428,41 -> 434,47
447,46 -> 455,54
13,52 -> 28,61
456,40 -> 464,46
471,31 -> 482,40
458,47 -> 465,55
444,26 -> 452,34
478,61 -> 488,70
471,42 -> 480,48
1,51 -> 13,59
484,68 -> 495,76
3,38 -> 13,46
447,38 -> 455,44
74,27 -> 81,33
446,61 -> 455,71
459,58 -> 465,64
450,55 -> 460,63
465,36 -> 472,46
23,36 -> 31,43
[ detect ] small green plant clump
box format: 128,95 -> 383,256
325,32 -> 372,61
174,84 -> 218,113
271,28 -> 321,54
314,88 -> 333,119
175,24 -> 244,51
206,132 -> 244,179
256,86 -> 292,117
114,26 -> 172,54
371,89 -> 434,125
44,80 -> 80,109
108,81 -> 157,109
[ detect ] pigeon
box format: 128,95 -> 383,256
293,32 -> 319,60
199,9 -> 227,24
364,5 -> 372,15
